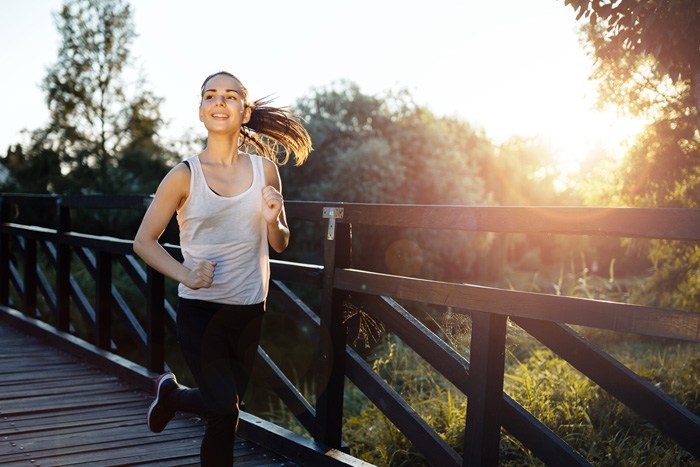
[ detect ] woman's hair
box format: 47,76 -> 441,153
200,71 -> 312,166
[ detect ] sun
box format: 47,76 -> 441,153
548,106 -> 646,169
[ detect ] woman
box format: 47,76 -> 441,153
133,71 -> 311,465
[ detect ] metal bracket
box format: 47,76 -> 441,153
322,207 -> 344,240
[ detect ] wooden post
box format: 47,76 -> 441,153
146,266 -> 165,373
463,311 -> 508,466
95,251 -> 112,350
23,238 -> 37,317
56,199 -> 71,331
315,207 -> 351,449
0,197 -> 9,306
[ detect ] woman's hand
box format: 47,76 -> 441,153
183,260 -> 217,289
261,160 -> 289,253
262,185 -> 284,225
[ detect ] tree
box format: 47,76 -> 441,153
286,81 -> 490,207
1,144 -> 64,193
565,1 -> 700,311
565,0 -> 700,129
282,81 -> 494,281
1,0 -> 172,195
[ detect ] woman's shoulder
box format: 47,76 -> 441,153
245,152 -> 271,164
160,160 -> 192,189
254,155 -> 281,188
181,154 -> 200,169
246,153 -> 277,174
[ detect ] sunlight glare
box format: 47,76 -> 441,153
548,107 -> 647,191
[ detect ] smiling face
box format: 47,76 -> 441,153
198,73 -> 251,134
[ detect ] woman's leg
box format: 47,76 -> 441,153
176,298 -> 264,466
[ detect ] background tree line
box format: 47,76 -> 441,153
2,0 -> 699,310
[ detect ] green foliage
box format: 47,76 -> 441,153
565,0 -> 700,108
0,145 -> 64,193
633,240 -> 700,312
284,81 -> 489,206
567,0 -> 700,313
0,0 -> 173,195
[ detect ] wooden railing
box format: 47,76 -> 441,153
1,193 -> 699,466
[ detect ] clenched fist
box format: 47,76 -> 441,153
184,260 -> 217,289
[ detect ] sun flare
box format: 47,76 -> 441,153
548,107 -> 646,175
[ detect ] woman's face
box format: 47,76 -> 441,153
199,74 -> 251,133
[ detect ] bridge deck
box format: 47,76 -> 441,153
0,321 -> 298,466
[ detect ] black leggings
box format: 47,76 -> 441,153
173,297 -> 264,466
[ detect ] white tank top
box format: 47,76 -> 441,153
176,154 -> 269,305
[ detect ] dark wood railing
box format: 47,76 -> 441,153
1,193 -> 699,466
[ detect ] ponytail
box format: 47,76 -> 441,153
241,97 -> 312,166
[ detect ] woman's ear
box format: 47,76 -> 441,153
199,104 -> 204,122
242,106 -> 252,125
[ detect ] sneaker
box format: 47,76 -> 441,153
147,372 -> 178,433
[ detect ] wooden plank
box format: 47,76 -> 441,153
1,394 -> 290,466
0,350 -> 73,360
0,367 -> 105,383
6,415 -> 152,441
463,312 -> 507,466
63,439 -> 287,467
0,391 -> 148,416
286,203 -> 700,241
334,268 -> 700,342
0,427 -> 205,463
0,380 -> 130,400
146,265 -> 165,373
19,196 -> 700,242
59,194 -> 152,210
271,259 -> 324,288
1,400 -> 146,433
0,371 -> 121,387
314,222 -> 350,447
256,347 -> 317,435
2,406 -> 146,434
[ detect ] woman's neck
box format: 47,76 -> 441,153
201,132 -> 241,165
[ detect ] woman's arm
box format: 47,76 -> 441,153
133,164 -> 215,289
261,159 -> 290,253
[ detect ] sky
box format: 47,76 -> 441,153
0,0 -> 644,171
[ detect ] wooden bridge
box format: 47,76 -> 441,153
0,194 -> 699,466
0,318 -> 308,466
